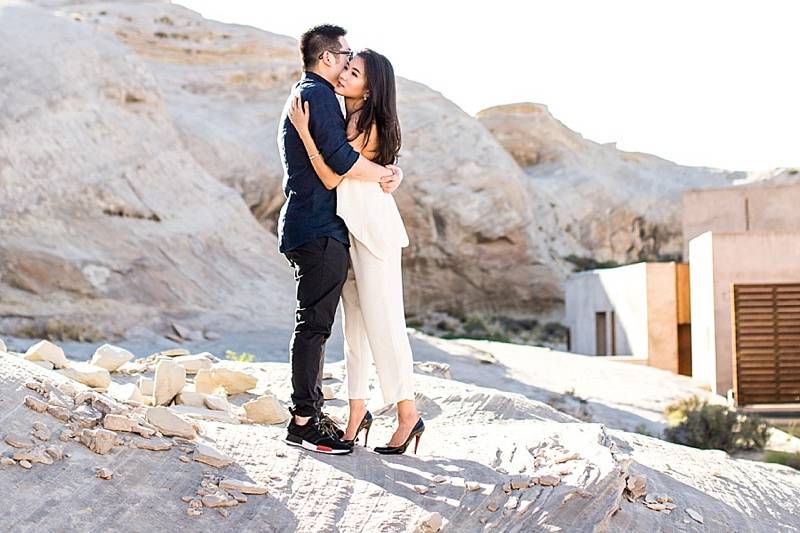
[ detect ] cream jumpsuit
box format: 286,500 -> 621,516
337,177 -> 414,405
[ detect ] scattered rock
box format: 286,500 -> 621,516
416,511 -> 443,533
80,428 -> 118,455
19,460 -> 32,469
554,451 -> 580,464
96,467 -> 113,479
194,367 -> 257,395
218,508 -> 230,518
186,508 -> 202,517
146,407 -> 195,439
107,382 -> 144,404
45,445 -> 65,461
23,340 -> 68,369
203,395 -> 229,412
510,476 -> 531,490
505,496 -> 519,510
219,478 -> 268,495
24,395 -> 48,413
153,360 -> 186,406
60,363 -> 112,389
201,492 -> 238,508
104,414 -> 135,432
431,474 -> 447,484
171,353 -> 214,374
179,455 -> 190,463
625,474 -> 647,501
413,485 -> 429,494
487,503 -> 499,512
321,385 -> 335,400
90,344 -> 134,372
242,394 -> 290,424
193,443 -> 233,468
47,404 -> 71,422
229,490 -> 247,503
58,429 -> 75,442
73,404 -> 103,428
133,437 -> 173,451
13,447 -> 53,465
5,433 -> 34,449
138,377 -> 154,396
414,361 -> 452,380
686,508 -> 704,524
465,481 -> 481,491
646,502 -> 667,511
538,474 -> 561,487
1,457 -> 15,466
31,422 -> 51,441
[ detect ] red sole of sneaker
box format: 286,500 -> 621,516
285,437 -> 352,455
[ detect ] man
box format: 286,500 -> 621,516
277,24 -> 402,454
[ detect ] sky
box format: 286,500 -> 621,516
179,0 -> 799,172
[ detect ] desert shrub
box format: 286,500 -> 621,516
764,450 -> 800,470
664,396 -> 770,453
225,350 -> 255,363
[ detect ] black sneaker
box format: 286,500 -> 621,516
285,418 -> 352,455
319,412 -> 345,439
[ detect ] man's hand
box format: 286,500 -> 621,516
379,164 -> 403,194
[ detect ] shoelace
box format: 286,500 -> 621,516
318,415 -> 341,439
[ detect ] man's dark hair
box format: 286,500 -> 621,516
300,24 -> 347,69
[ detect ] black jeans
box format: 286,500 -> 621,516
284,237 -> 349,417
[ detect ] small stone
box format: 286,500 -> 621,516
90,344 -> 134,372
194,367 -> 257,395
103,414 -> 135,432
219,478 -> 268,494
275,450 -> 287,458
59,363 -> 112,389
171,353 -> 214,374
24,395 -> 48,413
193,443 -> 233,468
181,496 -> 193,503
554,452 -> 580,464
203,395 -> 229,412
47,404 -> 71,422
646,502 -> 667,511
1,457 -> 15,466
510,476 -> 531,490
179,455 -> 190,463
322,385 -> 335,400
413,485 -> 429,494
107,382 -> 144,404
145,407 -> 196,439
58,429 -> 75,442
229,490 -> 247,503
25,380 -> 48,394
186,508 -> 202,517
12,447 -> 53,465
465,481 -> 481,491
96,467 -> 113,479
686,508 -> 704,524
487,503 -> 499,512
133,437 -> 172,451
45,445 -> 65,461
31,422 -> 51,441
416,511 -> 443,533
626,475 -> 648,500
19,460 -> 32,469
502,482 -> 512,493
538,474 -> 560,487
201,492 -> 238,508
80,428 -> 118,455
23,340 -> 68,369
242,394 -> 290,424
138,377 -> 154,396
431,474 -> 447,483
153,360 -> 186,406
479,517 -> 487,524
505,496 -> 519,510
73,404 -> 103,428
189,498 -> 203,509
218,508 -> 230,518
5,433 -> 34,449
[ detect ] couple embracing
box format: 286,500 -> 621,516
276,24 -> 422,455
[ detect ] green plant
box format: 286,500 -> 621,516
663,396 -> 770,453
225,350 -> 255,363
764,450 -> 800,470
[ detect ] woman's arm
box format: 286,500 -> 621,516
288,96 -> 392,190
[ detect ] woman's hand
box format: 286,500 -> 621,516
288,94 -> 311,136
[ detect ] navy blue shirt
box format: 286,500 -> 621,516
276,71 -> 359,253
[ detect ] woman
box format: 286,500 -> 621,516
287,49 -> 423,455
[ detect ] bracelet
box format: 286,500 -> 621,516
309,151 -> 321,161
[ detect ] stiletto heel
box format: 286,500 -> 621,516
374,418 -> 425,455
363,424 -> 371,447
342,411 -> 373,447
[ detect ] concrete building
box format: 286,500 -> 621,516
688,231 -> 800,403
564,262 -> 691,375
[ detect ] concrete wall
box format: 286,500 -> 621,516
565,263 -> 647,357
646,263 -> 679,373
689,231 -> 800,395
682,182 -> 800,258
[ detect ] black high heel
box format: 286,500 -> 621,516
342,411 -> 373,447
374,418 -> 425,455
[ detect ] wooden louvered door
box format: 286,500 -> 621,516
732,283 -> 800,406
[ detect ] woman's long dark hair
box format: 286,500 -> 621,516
347,49 -> 402,166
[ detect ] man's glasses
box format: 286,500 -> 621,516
318,49 -> 354,61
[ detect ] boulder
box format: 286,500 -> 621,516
59,363 -> 111,389
107,382 -> 144,404
153,360 -> 186,406
242,394 -> 289,425
194,367 -> 257,395
103,414 -> 135,432
23,340 -> 68,369
90,344 -> 134,372
145,407 -> 196,439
